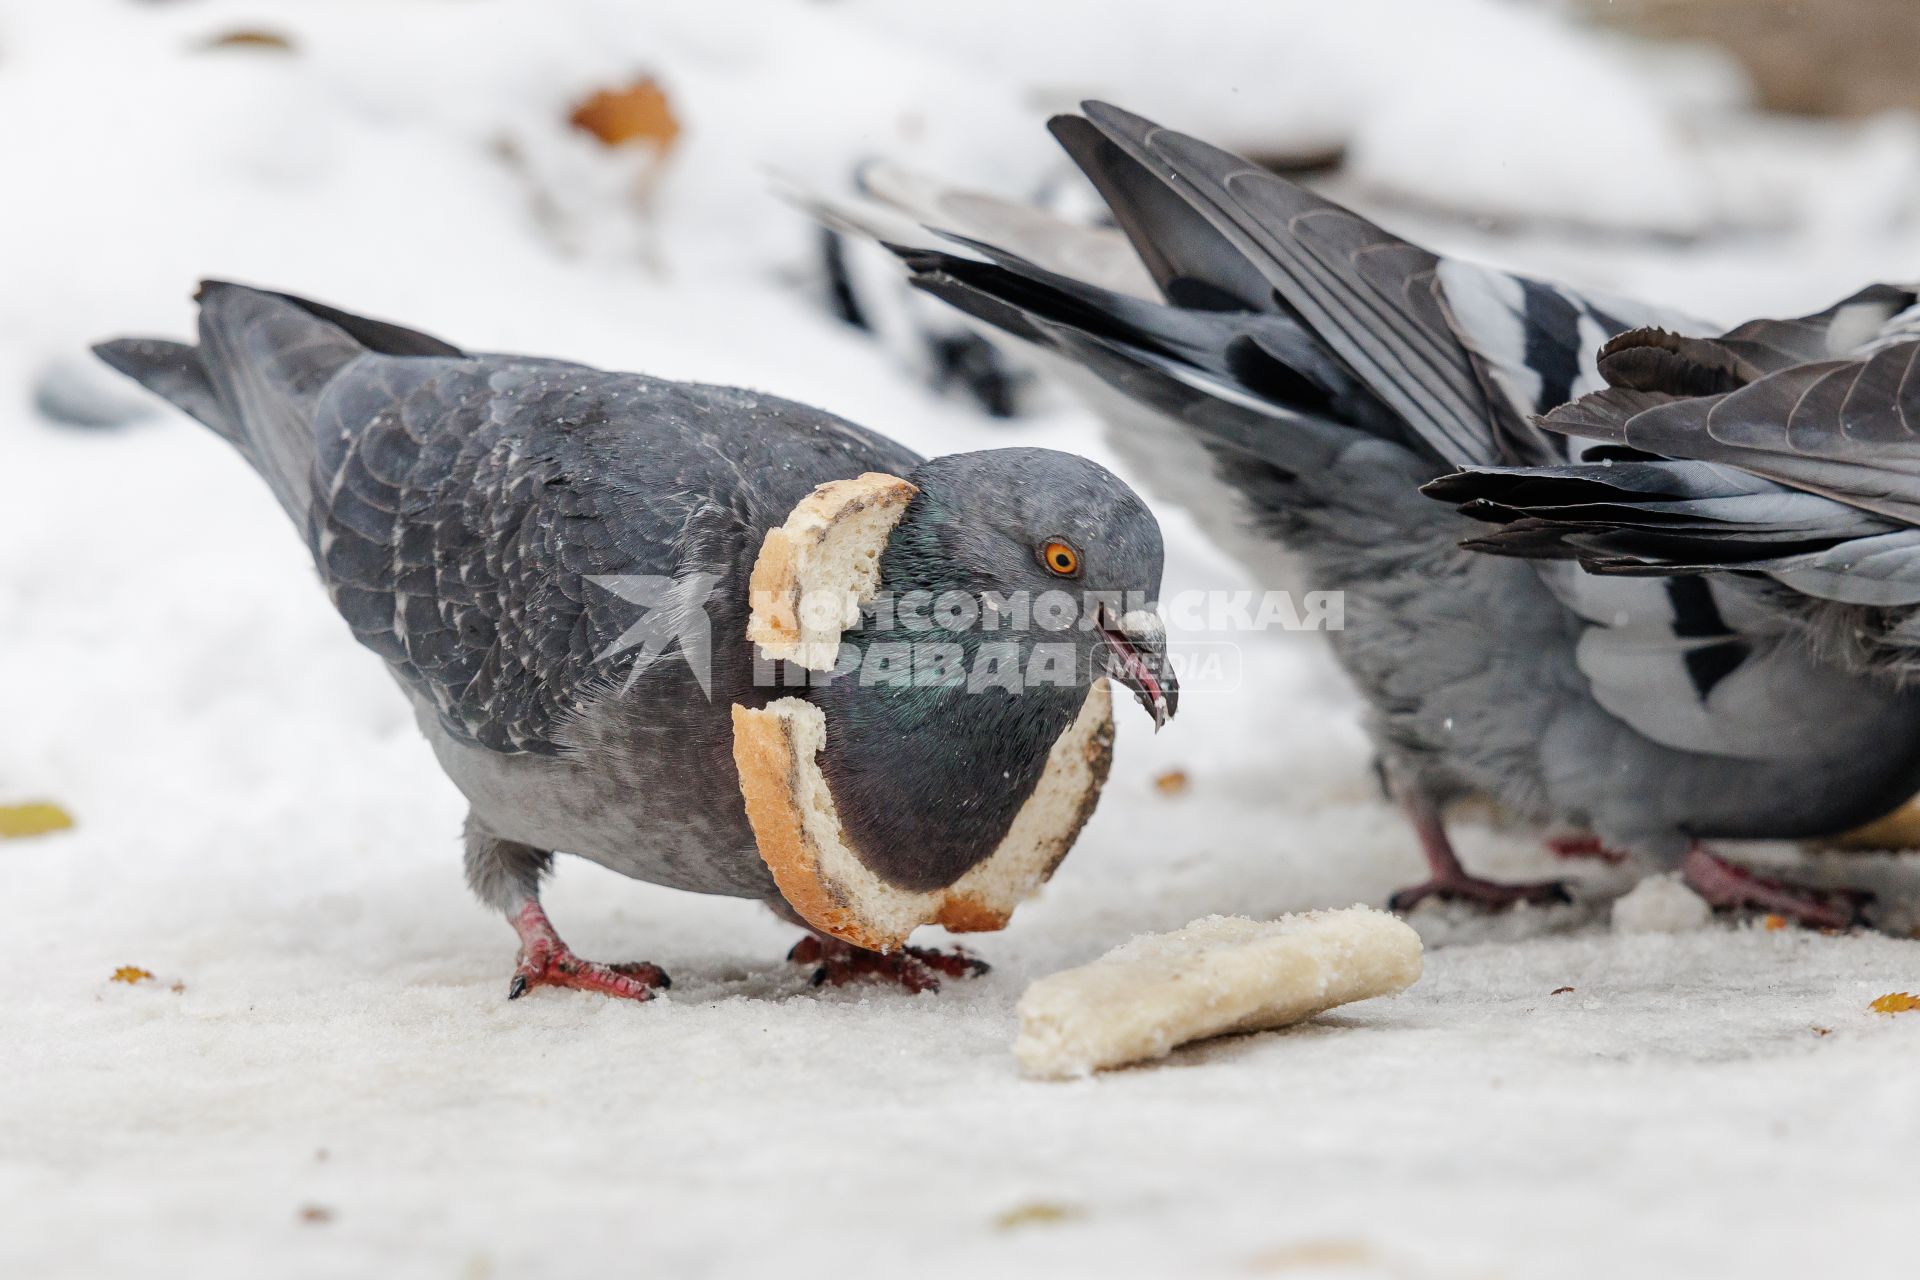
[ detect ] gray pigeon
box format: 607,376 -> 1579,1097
96,282 -> 1175,999
855,102 -> 1920,926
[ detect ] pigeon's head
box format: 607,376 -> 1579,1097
890,447 -> 1177,728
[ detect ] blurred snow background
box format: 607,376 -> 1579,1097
3,2 -> 1920,1277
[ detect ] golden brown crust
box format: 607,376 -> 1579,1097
745,472 -> 918,671
744,529 -> 799,652
729,703 -> 893,951
931,896 -> 1012,934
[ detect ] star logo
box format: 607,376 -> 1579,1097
586,573 -> 722,698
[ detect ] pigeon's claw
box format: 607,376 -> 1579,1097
1389,874 -> 1572,914
506,901 -> 670,1002
787,934 -> 990,994
1545,834 -> 1628,864
1681,846 -> 1871,931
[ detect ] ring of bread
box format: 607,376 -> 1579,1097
732,682 -> 1113,952
732,472 -> 1116,951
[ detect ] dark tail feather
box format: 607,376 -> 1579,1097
91,338 -> 238,442
92,281 -> 461,525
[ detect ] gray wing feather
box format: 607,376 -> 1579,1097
1079,101 -> 1496,466
311,360 -> 917,755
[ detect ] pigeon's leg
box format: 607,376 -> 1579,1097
786,933 -> 991,994
759,900 -> 988,993
1387,785 -> 1571,912
1545,833 -> 1628,864
1680,845 -> 1870,931
464,818 -> 670,1002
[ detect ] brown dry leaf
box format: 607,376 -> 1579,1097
110,966 -> 154,985
569,77 -> 680,151
1550,986 -> 1575,996
993,1201 -> 1081,1231
199,30 -> 297,53
1870,992 -> 1920,1015
1152,768 -> 1190,797
1811,1026 -> 1833,1037
0,802 -> 75,839
297,1204 -> 335,1225
1247,1239 -> 1377,1271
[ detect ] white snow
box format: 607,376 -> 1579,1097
1612,873 -> 1713,935
5,3 -> 1920,1278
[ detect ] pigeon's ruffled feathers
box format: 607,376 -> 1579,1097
1432,290 -> 1920,680
861,102 -> 1920,867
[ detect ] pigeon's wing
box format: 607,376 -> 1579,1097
1431,260 -> 1716,464
1077,101 -> 1498,466
309,358 -> 913,755
1431,348 -> 1920,605
1542,339 -> 1920,527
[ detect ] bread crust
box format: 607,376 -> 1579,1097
730,701 -> 888,950
745,472 -> 918,672
731,682 -> 1116,952
733,474 -> 1116,951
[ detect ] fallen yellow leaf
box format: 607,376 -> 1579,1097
110,966 -> 155,985
993,1201 -> 1081,1231
569,77 -> 680,151
0,802 -> 75,839
1247,1239 -> 1377,1271
1761,914 -> 1788,931
1870,992 -> 1919,1015
199,30 -> 297,53
1153,768 -> 1190,796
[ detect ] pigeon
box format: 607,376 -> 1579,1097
95,282 -> 1176,999
1430,304 -> 1920,686
829,101 -> 1920,925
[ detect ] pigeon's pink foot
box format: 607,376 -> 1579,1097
1546,834 -> 1628,864
1388,787 -> 1571,913
788,934 -> 990,994
506,901 -> 670,1001
1680,846 -> 1870,932
1389,873 -> 1572,913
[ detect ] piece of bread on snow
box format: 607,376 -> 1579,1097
1014,908 -> 1422,1079
731,681 -> 1114,953
746,472 -> 918,671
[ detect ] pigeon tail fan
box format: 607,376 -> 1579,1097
93,281 -> 459,526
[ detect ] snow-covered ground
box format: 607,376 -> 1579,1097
5,3 -> 1920,1277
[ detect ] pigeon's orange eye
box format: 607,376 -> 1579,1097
1041,540 -> 1081,577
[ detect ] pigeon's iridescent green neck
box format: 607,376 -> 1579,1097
807,492 -> 1090,893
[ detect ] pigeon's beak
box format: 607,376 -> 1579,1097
1096,607 -> 1178,731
